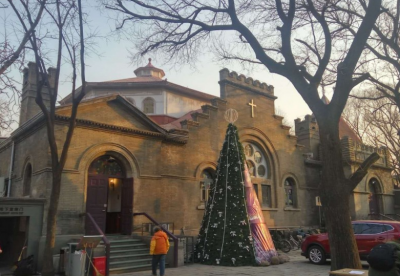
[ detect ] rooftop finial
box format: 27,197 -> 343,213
148,58 -> 152,65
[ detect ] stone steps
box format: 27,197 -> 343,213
106,236 -> 152,274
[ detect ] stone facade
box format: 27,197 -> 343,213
0,64 -> 394,245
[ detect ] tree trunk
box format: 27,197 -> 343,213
318,117 -> 361,270
41,171 -> 62,276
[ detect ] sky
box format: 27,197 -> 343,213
67,4 -> 313,125
2,2 -> 316,134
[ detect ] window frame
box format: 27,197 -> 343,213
200,170 -> 214,203
142,97 -> 155,114
23,163 -> 32,196
284,177 -> 296,207
261,184 -> 272,208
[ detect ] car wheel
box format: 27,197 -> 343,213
308,245 -> 326,265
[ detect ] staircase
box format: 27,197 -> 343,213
107,236 -> 152,274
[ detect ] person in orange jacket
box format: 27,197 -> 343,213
150,226 -> 170,276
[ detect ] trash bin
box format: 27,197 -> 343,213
70,251 -> 87,276
92,256 -> 106,276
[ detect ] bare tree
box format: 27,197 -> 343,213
0,1 -> 46,132
344,91 -> 400,188
104,0 -> 383,269
328,0 -> 400,113
7,0 -> 88,275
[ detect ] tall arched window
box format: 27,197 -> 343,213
284,177 -> 296,207
23,163 -> 32,196
143,97 -> 155,114
368,178 -> 381,215
243,142 -> 272,207
200,170 -> 214,202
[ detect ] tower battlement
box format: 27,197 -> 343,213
219,68 -> 274,95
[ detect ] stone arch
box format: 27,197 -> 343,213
77,143 -> 140,178
365,174 -> 384,215
20,155 -> 33,178
194,161 -> 217,179
22,162 -> 32,196
365,174 -> 384,194
78,143 -> 139,226
239,127 -> 280,209
281,174 -> 299,208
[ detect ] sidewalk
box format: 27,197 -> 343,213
127,251 -> 334,276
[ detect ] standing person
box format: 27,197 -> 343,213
368,240 -> 400,276
150,226 -> 170,276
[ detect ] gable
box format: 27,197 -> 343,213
56,98 -> 159,132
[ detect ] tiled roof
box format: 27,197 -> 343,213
161,109 -> 202,130
339,117 -> 361,142
105,77 -> 165,83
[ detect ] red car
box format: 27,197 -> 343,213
301,220 -> 400,264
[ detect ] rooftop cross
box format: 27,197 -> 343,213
248,99 -> 257,118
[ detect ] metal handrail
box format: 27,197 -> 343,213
367,213 -> 395,221
87,212 -> 110,276
133,212 -> 179,267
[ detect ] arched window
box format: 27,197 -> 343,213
200,170 -> 214,202
243,143 -> 270,179
23,163 -> 32,196
88,155 -> 124,177
243,142 -> 272,207
143,97 -> 155,114
284,178 -> 296,207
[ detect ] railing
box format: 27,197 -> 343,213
367,213 -> 395,221
176,235 -> 195,264
87,213 -> 110,276
133,212 -> 179,267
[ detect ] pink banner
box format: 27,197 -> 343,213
244,164 -> 278,264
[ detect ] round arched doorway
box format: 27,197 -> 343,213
368,178 -> 381,217
86,155 -> 133,235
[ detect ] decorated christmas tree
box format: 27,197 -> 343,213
196,110 -> 255,266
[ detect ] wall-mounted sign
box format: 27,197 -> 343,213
0,206 -> 24,216
315,196 -> 322,207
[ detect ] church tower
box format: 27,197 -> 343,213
19,62 -> 52,125
295,114 -> 320,159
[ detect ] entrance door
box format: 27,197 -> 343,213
368,179 -> 380,216
121,178 -> 134,235
86,176 -> 108,235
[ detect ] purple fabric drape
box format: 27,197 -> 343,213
244,164 -> 278,264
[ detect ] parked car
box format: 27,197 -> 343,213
301,220 -> 400,264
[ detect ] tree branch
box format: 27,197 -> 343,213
348,152 -> 381,191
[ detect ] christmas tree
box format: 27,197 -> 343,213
196,119 -> 255,266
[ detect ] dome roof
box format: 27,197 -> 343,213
134,58 -> 165,78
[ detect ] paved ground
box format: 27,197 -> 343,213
126,251 -> 368,276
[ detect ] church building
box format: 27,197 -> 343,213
0,59 -> 394,269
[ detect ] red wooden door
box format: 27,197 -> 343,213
86,176 -> 108,235
121,178 -> 134,235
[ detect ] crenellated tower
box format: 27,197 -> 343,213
19,62 -> 52,125
295,115 -> 320,159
